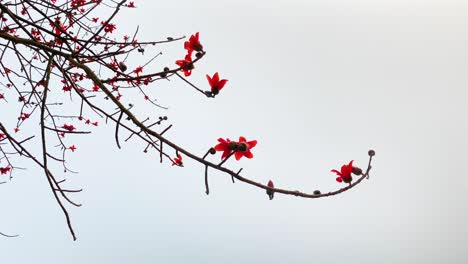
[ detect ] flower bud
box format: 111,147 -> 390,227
313,190 -> 321,195
195,52 -> 203,58
209,147 -> 216,155
352,166 -> 362,175
118,62 -> 127,72
266,180 -> 274,200
368,149 -> 375,156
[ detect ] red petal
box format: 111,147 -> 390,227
213,72 -> 219,84
238,136 -> 246,143
244,151 -> 253,159
206,74 -> 214,88
221,150 -> 231,160
331,169 -> 342,176
235,152 -> 243,160
336,177 -> 343,183
214,143 -> 226,151
217,79 -> 228,90
247,140 -> 257,148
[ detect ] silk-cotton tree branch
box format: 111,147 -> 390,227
0,0 -> 376,240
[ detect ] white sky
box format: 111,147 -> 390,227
1,0 -> 468,263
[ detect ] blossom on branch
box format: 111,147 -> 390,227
62,124 -> 76,131
133,66 -> 143,76
102,22 -> 116,33
184,32 -> 203,55
235,136 -> 257,160
20,113 -> 30,120
331,160 -> 354,183
206,72 -> 228,95
172,154 -> 183,166
50,18 -> 67,35
0,166 -> 11,175
175,54 -> 194,77
214,138 -> 234,160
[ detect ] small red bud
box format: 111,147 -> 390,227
266,180 -> 275,200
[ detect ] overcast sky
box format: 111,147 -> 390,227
1,0 -> 468,263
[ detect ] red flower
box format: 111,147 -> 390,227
62,124 -> 76,131
128,1 -> 135,7
133,66 -> 143,76
69,145 -> 77,152
0,166 -> 11,175
0,93 -> 4,100
331,160 -> 354,183
103,23 -> 116,33
51,18 -> 67,35
206,72 -> 228,95
14,127 -> 19,133
92,17 -> 99,23
172,154 -> 183,166
184,32 -> 203,55
175,54 -> 194,77
0,133 -> 5,140
20,113 -> 30,120
214,138 -> 234,160
234,136 -> 257,160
